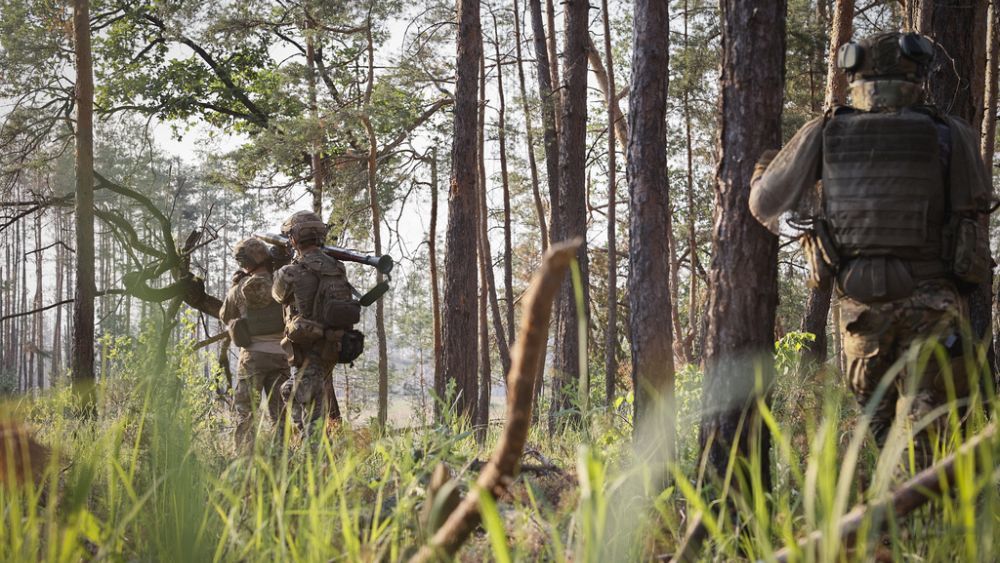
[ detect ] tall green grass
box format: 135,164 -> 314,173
2,326 -> 998,561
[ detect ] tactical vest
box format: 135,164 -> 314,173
822,111 -> 946,263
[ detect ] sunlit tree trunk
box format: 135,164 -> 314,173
800,0 -> 854,366
492,14 -> 516,349
429,148 -> 444,421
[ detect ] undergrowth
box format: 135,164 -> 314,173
1,328 -> 998,562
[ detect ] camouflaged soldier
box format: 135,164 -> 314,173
220,238 -> 290,450
749,32 -> 993,468
272,211 -> 361,433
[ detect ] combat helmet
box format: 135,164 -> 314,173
836,31 -> 934,111
281,210 -> 328,246
234,237 -> 271,269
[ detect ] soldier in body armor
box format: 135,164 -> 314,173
273,211 -> 362,433
750,32 -> 993,470
220,238 -> 290,450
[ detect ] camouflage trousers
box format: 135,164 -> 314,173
234,349 -> 290,449
839,279 -> 970,471
280,347 -> 341,434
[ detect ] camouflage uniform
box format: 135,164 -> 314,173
273,212 -> 355,433
220,247 -> 290,449
749,32 -> 992,470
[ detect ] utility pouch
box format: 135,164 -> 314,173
802,232 -> 834,290
319,299 -> 362,329
837,256 -> 915,303
280,337 -> 304,368
228,318 -> 252,348
285,317 -> 325,344
951,216 -> 992,286
339,330 -> 365,365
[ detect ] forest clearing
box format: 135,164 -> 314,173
2,0 -> 1000,561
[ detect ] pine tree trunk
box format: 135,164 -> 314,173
601,0 -> 618,406
443,0 -> 482,421
34,212 -> 44,390
72,0 -> 97,410
984,0 -> 1000,378
429,148 -> 444,421
306,17 -> 325,216
476,52 -> 491,436
700,0 -> 785,490
545,0 -> 562,136
492,15 -> 516,349
528,0 -> 559,419
801,0 -> 854,366
683,0 -> 699,361
513,0 -> 549,252
549,0 -> 590,431
627,0 -> 676,459
917,0 -> 991,346
362,22 -> 389,430
52,209 -> 64,382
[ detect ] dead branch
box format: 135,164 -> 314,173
773,422 -> 998,562
193,331 -> 228,350
408,238 -> 582,563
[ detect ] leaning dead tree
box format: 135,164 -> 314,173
409,239 -> 581,562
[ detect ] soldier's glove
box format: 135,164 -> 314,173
752,149 -> 780,184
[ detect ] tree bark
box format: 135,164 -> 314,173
700,0 -> 785,489
627,0 -> 676,461
306,16 -> 325,216
429,148 -> 444,421
601,0 -> 619,406
443,0 -> 482,421
545,0 -> 562,136
492,13 -> 516,349
513,0 -> 549,252
586,35 -> 629,151
362,21 -> 389,430
683,0 -> 699,361
549,0 -> 590,431
801,0 -> 854,366
476,52 -> 491,436
72,0 -> 97,411
916,0 -> 992,346
529,0 -> 560,421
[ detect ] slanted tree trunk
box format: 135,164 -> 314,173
72,0 -> 96,411
801,0 -> 854,366
513,0 -> 549,252
443,0 -> 482,421
916,0 -> 991,347
700,0 -> 785,489
627,0 -> 675,459
586,35 -> 629,150
549,0 -> 590,430
601,0 -> 619,406
429,148 -> 444,420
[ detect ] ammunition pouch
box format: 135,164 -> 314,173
338,330 -> 365,365
285,317 -> 326,344
228,318 -> 253,348
945,215 -> 992,288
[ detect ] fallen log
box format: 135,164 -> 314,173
773,422 -> 998,562
408,238 -> 582,562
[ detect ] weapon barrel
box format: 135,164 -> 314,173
255,232 -> 394,275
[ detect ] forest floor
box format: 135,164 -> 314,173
1,333 -> 999,562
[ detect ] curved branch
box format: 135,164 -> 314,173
409,239 -> 582,562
